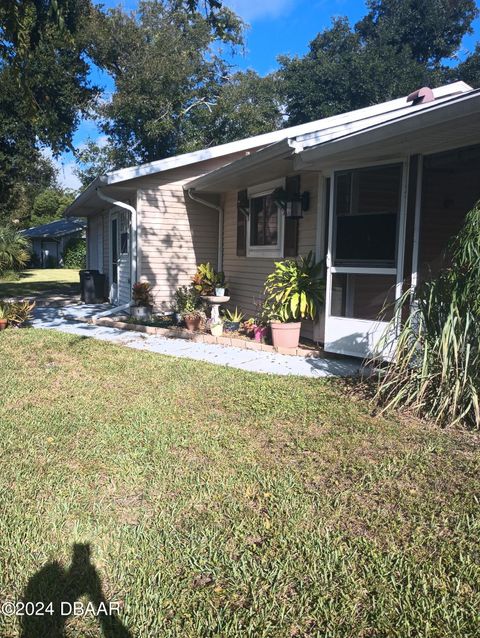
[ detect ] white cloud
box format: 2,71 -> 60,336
55,160 -> 82,191
225,0 -> 295,21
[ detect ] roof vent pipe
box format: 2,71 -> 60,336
407,87 -> 435,105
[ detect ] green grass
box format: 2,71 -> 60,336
0,329 -> 479,637
0,268 -> 79,298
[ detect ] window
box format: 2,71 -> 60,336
250,194 -> 278,246
246,180 -> 285,257
333,164 -> 402,267
119,211 -> 129,254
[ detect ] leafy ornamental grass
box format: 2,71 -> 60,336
0,268 -> 79,298
374,204 -> 480,428
0,330 -> 479,637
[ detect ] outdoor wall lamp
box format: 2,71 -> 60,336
274,185 -> 310,219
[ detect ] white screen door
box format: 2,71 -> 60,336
324,161 -> 408,358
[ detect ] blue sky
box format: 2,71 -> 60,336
57,0 -> 480,189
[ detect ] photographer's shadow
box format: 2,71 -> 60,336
21,543 -> 132,638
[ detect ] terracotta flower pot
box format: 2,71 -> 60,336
184,315 -> 201,332
0,319 -> 7,332
270,321 -> 301,349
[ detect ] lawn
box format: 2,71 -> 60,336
0,329 -> 479,637
0,269 -> 79,299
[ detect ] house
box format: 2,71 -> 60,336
22,218 -> 87,268
66,81 -> 480,358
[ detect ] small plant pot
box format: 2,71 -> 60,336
270,321 -> 301,349
215,287 -> 225,297
224,320 -> 240,333
210,323 -> 223,337
184,315 -> 201,332
0,319 -> 8,331
253,325 -> 269,343
131,305 -> 153,322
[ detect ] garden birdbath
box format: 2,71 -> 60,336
204,295 -> 230,323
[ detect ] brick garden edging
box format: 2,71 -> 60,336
92,317 -> 323,358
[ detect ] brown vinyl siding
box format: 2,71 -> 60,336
135,152 -> 248,311
222,172 -> 320,339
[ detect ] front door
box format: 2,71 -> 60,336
110,214 -> 119,303
324,162 -> 408,358
110,210 -> 131,305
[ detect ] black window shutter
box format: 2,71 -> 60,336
236,190 -> 248,257
283,176 -> 300,257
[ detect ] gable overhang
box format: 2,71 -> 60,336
297,89 -> 480,170
186,139 -> 297,194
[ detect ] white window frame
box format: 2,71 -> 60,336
246,178 -> 285,258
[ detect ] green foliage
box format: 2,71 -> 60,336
224,306 -> 244,322
0,227 -> 31,275
29,189 -> 75,227
192,262 -> 217,296
132,281 -> 153,307
172,284 -> 200,314
62,237 -> 86,269
0,300 -> 34,325
279,0 -> 478,125
373,203 -> 480,428
264,251 -> 324,323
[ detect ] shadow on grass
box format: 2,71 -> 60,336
20,544 -> 132,638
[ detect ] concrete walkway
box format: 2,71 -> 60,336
31,305 -> 362,378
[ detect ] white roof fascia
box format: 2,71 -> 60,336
297,89 -> 480,166
99,81 -> 472,186
186,139 -> 296,191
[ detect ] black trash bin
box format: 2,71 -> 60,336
80,270 -> 106,304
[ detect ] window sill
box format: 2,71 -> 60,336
247,246 -> 283,259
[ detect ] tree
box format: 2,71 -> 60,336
280,0 -> 479,125
85,0 -> 246,167
29,189 -> 75,228
186,70 -> 284,149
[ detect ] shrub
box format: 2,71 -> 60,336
132,282 -> 153,307
172,285 -> 200,314
373,203 -> 480,428
0,300 -> 35,326
0,227 -> 31,275
63,238 -> 86,269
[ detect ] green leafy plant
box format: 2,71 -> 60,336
224,307 -> 244,323
0,227 -> 31,275
63,237 -> 86,269
132,282 -> 153,307
0,300 -> 34,325
372,203 -> 480,428
7,301 -> 35,326
0,303 -> 10,320
172,285 -> 200,314
264,251 -> 324,323
192,263 -> 217,296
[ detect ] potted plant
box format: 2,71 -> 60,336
192,263 -> 216,297
209,320 -> 223,337
172,285 -> 199,324
181,293 -> 205,332
214,270 -> 227,297
0,303 -> 10,331
223,307 -> 244,333
242,317 -> 256,338
131,282 -> 154,321
264,251 -> 324,349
